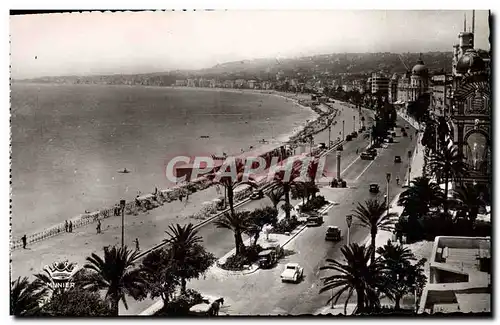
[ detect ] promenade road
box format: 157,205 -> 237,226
127,111 -> 418,316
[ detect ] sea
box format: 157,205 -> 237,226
10,83 -> 316,237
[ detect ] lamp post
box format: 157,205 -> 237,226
328,125 -> 331,149
120,199 -> 126,249
353,115 -> 356,133
342,120 -> 345,140
336,151 -> 342,181
346,214 -> 353,245
407,149 -> 412,186
386,173 -> 391,216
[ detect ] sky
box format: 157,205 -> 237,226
10,10 -> 491,79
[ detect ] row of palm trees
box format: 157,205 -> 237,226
11,223 -> 216,317
209,156 -> 323,257
319,198 -> 426,314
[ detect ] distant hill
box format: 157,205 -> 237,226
15,51 -> 453,85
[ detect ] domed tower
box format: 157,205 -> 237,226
409,54 -> 429,101
456,49 -> 486,75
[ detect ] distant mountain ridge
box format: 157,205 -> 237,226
15,51 -> 453,85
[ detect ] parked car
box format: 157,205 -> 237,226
360,152 -> 375,160
281,263 -> 304,283
346,134 -> 353,141
337,144 -> 343,151
325,226 -> 341,241
387,136 -> 394,143
319,142 -> 327,150
394,156 -> 402,163
402,131 -> 408,137
258,249 -> 278,269
369,183 -> 380,194
250,189 -> 264,200
351,131 -> 358,138
306,214 -> 324,227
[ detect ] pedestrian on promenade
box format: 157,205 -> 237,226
69,221 -> 73,233
65,220 -> 68,232
396,176 -> 400,186
356,148 -> 359,154
96,220 -> 101,234
134,238 -> 140,251
22,234 -> 27,249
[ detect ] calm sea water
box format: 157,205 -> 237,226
10,83 -> 315,236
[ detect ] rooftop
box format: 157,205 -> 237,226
418,236 -> 491,315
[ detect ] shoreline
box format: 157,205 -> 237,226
11,86 -> 335,247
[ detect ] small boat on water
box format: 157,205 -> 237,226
117,168 -> 131,174
200,135 -> 210,139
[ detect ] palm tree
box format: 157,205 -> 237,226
319,244 -> 393,314
352,199 -> 398,264
10,277 -> 47,316
272,159 -> 307,220
452,184 -> 484,225
376,240 -> 427,309
209,158 -> 258,217
163,223 -> 212,294
428,139 -> 468,212
83,245 -> 146,316
265,186 -> 285,209
398,176 -> 444,223
214,211 -> 251,256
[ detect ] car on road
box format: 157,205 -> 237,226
394,156 -> 402,163
351,131 -> 358,138
258,249 -> 279,269
345,134 -> 353,141
360,152 -> 375,160
369,183 -> 380,194
189,295 -> 224,316
366,148 -> 377,156
325,226 -> 341,241
402,131 -> 408,137
337,144 -> 343,151
281,263 -> 304,283
250,189 -> 264,200
306,214 -> 324,227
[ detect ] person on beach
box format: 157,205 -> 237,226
96,220 -> 102,234
134,238 -> 140,251
22,235 -> 27,249
65,220 -> 68,232
69,221 -> 73,233
396,176 -> 400,186
356,148 -> 359,154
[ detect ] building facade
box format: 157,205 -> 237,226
370,73 -> 389,95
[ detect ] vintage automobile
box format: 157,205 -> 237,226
337,144 -> 343,151
345,134 -> 353,141
360,152 -> 375,160
394,156 -> 402,163
258,249 -> 278,269
325,226 -> 341,241
366,148 -> 377,156
369,183 -> 380,194
306,214 -> 324,227
250,189 -> 264,200
280,263 -> 304,283
351,131 -> 358,138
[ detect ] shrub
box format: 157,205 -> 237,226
301,195 -> 327,212
159,289 -> 204,316
272,218 -> 304,234
220,245 -> 264,271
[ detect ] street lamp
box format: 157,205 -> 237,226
346,214 -> 353,245
120,199 -> 126,249
353,115 -> 356,133
328,125 -> 331,149
342,120 -> 345,141
386,173 -> 391,216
